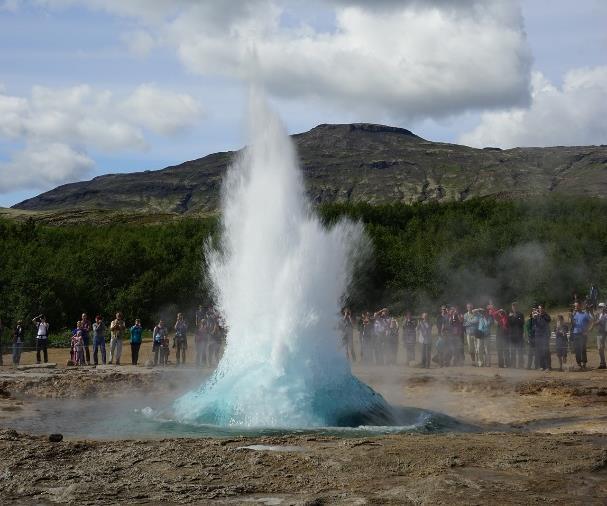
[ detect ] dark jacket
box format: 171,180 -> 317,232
508,311 -> 525,342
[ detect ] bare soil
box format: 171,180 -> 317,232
1,351 -> 607,504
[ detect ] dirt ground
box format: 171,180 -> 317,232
1,348 -> 607,504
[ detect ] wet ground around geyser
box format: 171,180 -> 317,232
1,354 -> 607,504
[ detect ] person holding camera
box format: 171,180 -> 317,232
508,302 -> 525,369
463,303 -> 478,365
32,314 -> 49,364
533,305 -> 551,371
92,315 -> 107,366
570,301 -> 592,370
109,312 -> 126,365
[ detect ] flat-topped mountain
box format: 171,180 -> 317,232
13,123 -> 607,214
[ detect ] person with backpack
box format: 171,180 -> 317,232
129,319 -> 143,366
173,313 -> 188,366
596,303 -> 607,369
32,314 -> 49,364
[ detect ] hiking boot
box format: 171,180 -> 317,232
598,364 -> 606,369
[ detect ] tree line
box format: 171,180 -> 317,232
1,196 -> 606,341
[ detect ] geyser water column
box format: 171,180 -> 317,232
174,90 -> 393,428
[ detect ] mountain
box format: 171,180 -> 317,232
13,123 -> 607,215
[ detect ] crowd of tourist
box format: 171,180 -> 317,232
342,295 -> 607,371
0,306 -> 227,368
1,292 -> 606,372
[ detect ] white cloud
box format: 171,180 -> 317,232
459,66 -> 607,148
168,0 -> 532,119
121,84 -> 203,135
23,0 -> 533,120
0,84 -> 203,192
0,143 -> 94,192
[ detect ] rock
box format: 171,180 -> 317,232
17,363 -> 57,370
48,433 -> 63,443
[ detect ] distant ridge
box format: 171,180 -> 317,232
13,123 -> 607,215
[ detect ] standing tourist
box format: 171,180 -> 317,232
525,308 -> 536,369
358,312 -> 372,364
435,305 -> 450,366
596,303 -> 607,369
402,311 -> 416,366
341,308 -> 356,362
32,315 -> 49,364
109,312 -> 126,365
194,318 -> 207,367
533,305 -> 552,371
129,319 -> 143,365
195,305 -> 205,327
207,313 -> 223,366
372,309 -> 388,365
71,329 -> 85,366
92,315 -> 107,366
174,313 -> 188,366
493,309 -> 510,368
449,306 -> 465,366
386,314 -> 399,365
475,309 -> 491,367
554,315 -> 569,371
152,320 -> 167,366
463,304 -> 478,365
570,301 -> 592,370
80,313 -> 92,365
508,302 -> 525,369
12,320 -> 24,366
417,313 -> 432,368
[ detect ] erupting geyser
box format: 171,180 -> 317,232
174,90 -> 393,428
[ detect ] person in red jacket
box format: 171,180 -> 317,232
489,305 -> 510,368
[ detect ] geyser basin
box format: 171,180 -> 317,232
4,397 -> 472,440
172,89 -> 396,429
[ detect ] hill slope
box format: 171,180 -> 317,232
13,123 -> 607,214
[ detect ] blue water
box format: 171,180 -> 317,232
5,397 -> 474,440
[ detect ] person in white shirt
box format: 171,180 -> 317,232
32,314 -> 49,364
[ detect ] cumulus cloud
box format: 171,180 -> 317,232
459,66 -> 607,148
0,84 -> 202,193
170,0 -> 532,119
23,0 -> 532,120
0,143 -> 94,192
121,84 -> 203,135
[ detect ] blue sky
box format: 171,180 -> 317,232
0,0 -> 606,207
